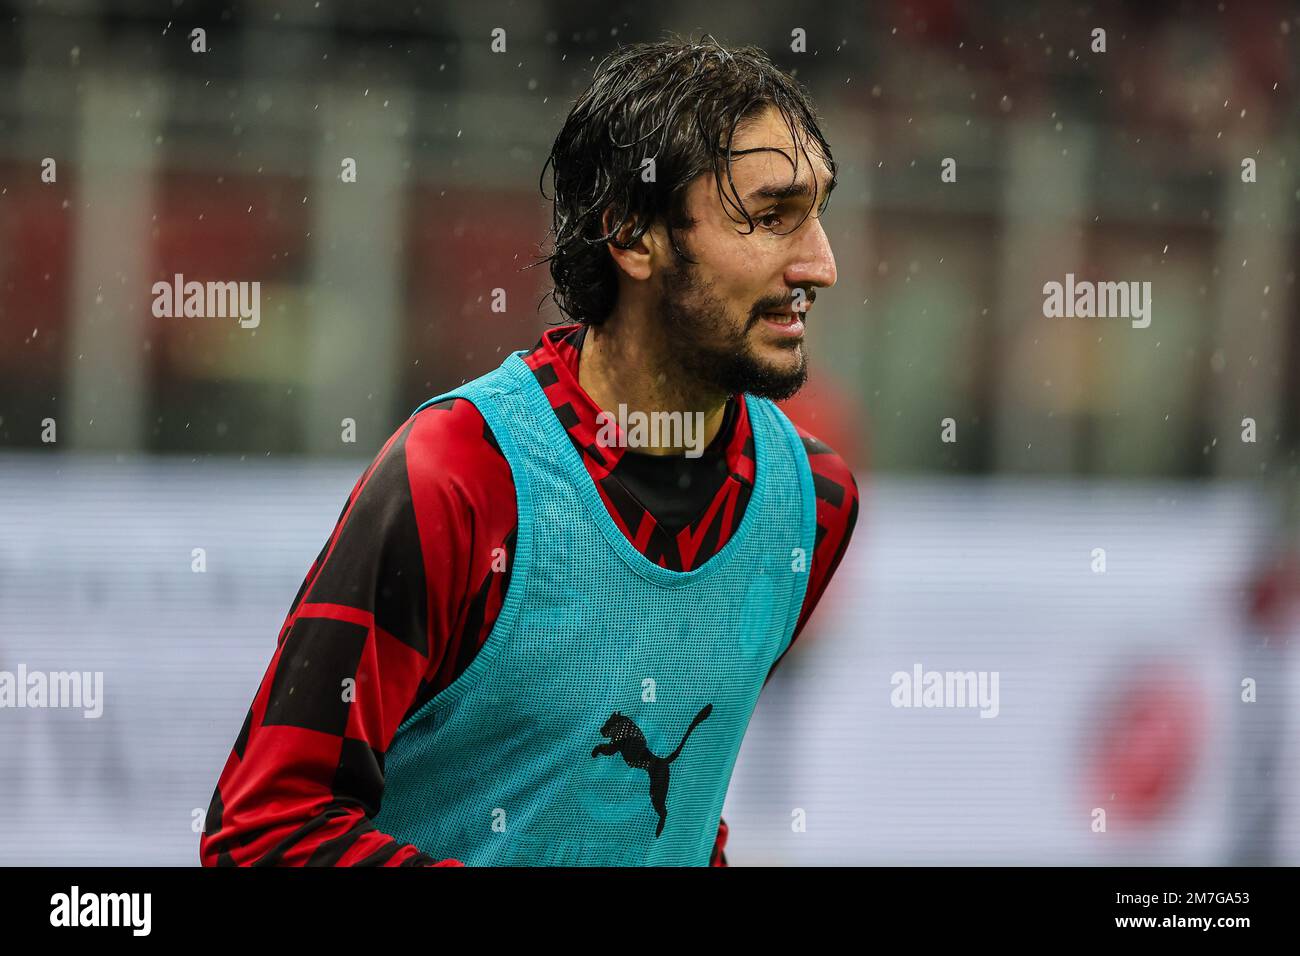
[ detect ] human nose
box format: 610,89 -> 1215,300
788,215 -> 837,290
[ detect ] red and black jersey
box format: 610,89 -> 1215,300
200,324 -> 859,867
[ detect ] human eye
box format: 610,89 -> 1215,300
757,210 -> 784,230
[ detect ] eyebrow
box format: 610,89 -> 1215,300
744,168 -> 838,211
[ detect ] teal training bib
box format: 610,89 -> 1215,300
371,349 -> 817,865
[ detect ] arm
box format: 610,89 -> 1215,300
767,429 -> 860,680
710,430 -> 860,867
710,818 -> 730,866
200,399 -> 516,865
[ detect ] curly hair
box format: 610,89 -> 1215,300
533,33 -> 837,327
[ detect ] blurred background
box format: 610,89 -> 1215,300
1,0 -> 1298,864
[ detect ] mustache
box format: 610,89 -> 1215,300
756,292 -> 815,314
750,292 -> 815,326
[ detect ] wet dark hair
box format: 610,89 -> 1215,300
534,33 -> 837,327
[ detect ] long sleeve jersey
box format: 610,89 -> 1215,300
200,323 -> 859,866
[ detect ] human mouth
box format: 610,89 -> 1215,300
760,308 -> 807,338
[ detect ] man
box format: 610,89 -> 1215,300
200,35 -> 858,867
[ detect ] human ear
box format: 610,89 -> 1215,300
602,206 -> 656,282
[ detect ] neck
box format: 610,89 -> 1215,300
577,321 -> 730,456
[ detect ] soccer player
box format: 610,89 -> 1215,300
200,35 -> 858,867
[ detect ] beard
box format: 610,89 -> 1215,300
656,249 -> 809,403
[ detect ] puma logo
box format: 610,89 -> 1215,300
590,704 -> 713,837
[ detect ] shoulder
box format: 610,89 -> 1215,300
761,395 -> 860,519
790,421 -> 859,518
321,396 -> 516,559
778,409 -> 861,566
404,396 -> 506,470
